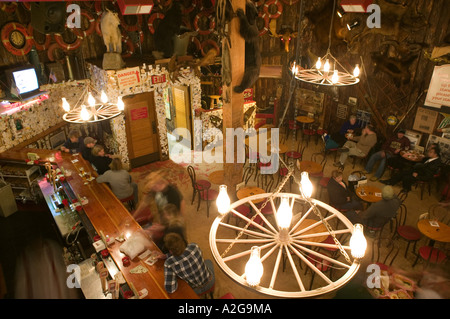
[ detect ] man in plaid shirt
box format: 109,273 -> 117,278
163,233 -> 215,295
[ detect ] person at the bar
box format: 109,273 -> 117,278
60,130 -> 83,154
90,144 -> 113,175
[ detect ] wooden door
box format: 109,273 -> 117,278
124,92 -> 160,168
172,85 -> 192,147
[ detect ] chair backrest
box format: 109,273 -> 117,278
311,152 -> 327,171
393,203 -> 407,230
397,190 -> 408,203
371,238 -> 400,267
187,165 -> 196,187
428,203 -> 450,225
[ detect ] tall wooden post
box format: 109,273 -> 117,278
222,0 -> 246,199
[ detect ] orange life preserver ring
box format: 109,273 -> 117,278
121,33 -> 135,58
263,0 -> 283,19
190,36 -> 201,53
193,12 -> 215,36
147,12 -> 165,34
47,42 -> 66,63
201,39 -> 220,56
257,12 -> 269,36
1,22 -> 33,56
27,24 -> 52,51
0,2 -> 17,13
74,10 -> 96,38
120,14 -> 143,32
95,16 -> 102,36
182,0 -> 197,14
95,1 -> 103,15
280,0 -> 299,5
254,0 -> 265,7
54,31 -> 83,51
22,2 -> 31,11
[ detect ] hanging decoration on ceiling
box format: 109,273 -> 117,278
1,22 -> 33,56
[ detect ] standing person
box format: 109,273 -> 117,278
327,170 -> 364,211
161,233 -> 215,295
380,146 -> 441,192
365,129 -> 411,181
60,130 -> 83,154
95,158 -> 138,203
90,145 -> 113,175
81,137 -> 96,162
359,186 -> 401,230
334,124 -> 377,169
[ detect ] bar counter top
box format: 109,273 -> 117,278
0,148 -> 198,299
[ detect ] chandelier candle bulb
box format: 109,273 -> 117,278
300,172 -> 313,198
350,224 -> 367,259
87,92 -> 96,107
353,64 -> 360,77
101,90 -> 108,103
276,196 -> 293,230
62,98 -> 70,112
315,57 -> 322,69
80,105 -> 90,121
216,185 -> 231,215
324,59 -> 330,73
245,246 -> 263,287
117,96 -> 124,111
332,69 -> 339,83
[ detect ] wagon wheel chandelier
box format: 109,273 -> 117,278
211,167 -> 367,298
61,84 -> 124,123
291,0 -> 360,86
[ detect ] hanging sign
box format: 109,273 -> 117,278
116,67 -> 141,89
425,64 -> 450,108
130,107 -> 148,120
151,74 -> 166,85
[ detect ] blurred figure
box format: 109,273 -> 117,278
96,158 -> 138,203
90,145 -> 113,175
81,137 -> 96,162
61,130 -> 83,154
162,233 -> 214,295
14,238 -> 80,299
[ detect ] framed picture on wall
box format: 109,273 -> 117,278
49,130 -> 66,149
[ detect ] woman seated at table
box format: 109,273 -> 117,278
90,145 -> 113,175
327,170 -> 364,212
96,158 -> 138,203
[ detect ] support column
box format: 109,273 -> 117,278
222,0 -> 245,199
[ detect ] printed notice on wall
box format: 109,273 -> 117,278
413,107 -> 438,134
130,107 -> 148,121
116,67 -> 141,89
425,65 -> 450,108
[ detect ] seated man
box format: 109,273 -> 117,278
333,124 -> 377,169
81,137 -> 96,162
380,145 -> 441,192
327,170 -> 364,211
324,115 -> 360,150
161,233 -> 215,295
60,130 -> 83,154
365,129 -> 410,181
359,186 -> 400,230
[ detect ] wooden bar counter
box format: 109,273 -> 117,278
0,148 -> 198,299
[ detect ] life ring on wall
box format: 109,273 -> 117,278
120,14 -> 143,32
0,2 -> 17,13
95,1 -> 103,15
147,12 -> 165,34
263,0 -> 283,19
47,42 -> 66,63
254,0 -> 265,7
27,24 -> 52,51
257,12 -> 269,36
182,0 -> 197,14
201,39 -> 220,56
280,0 -> 299,5
190,36 -> 201,53
95,16 -> 102,36
54,30 -> 83,51
193,12 -> 215,36
121,33 -> 135,58
73,10 -> 96,38
22,2 -> 31,11
1,22 -> 33,56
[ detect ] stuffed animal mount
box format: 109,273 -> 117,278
100,9 -> 125,70
269,22 -> 298,52
168,48 -> 218,83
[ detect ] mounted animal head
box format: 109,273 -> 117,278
269,22 -> 298,53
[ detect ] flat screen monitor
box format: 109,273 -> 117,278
4,65 -> 42,101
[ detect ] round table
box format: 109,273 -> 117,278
296,116 -> 315,124
355,185 -> 383,203
236,186 -> 266,204
417,219 -> 450,246
296,160 -> 323,175
292,218 -> 328,243
208,170 -> 224,185
400,151 -> 424,163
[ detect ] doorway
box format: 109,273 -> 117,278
123,92 -> 160,168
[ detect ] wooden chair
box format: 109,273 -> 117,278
428,203 -> 450,225
304,252 -> 333,290
371,238 -> 400,271
414,171 -> 441,200
285,120 -> 301,141
286,142 -> 305,169
187,165 -> 212,206
310,152 -> 327,179
412,246 -> 447,268
302,123 -> 317,147
391,204 -> 422,258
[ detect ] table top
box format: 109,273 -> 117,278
296,116 -> 315,124
1,148 -> 198,299
296,160 -> 323,175
355,185 -> 383,203
400,151 -> 424,163
208,170 -> 224,185
292,218 -> 328,243
236,186 -> 266,204
417,219 -> 450,243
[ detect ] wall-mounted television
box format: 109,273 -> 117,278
3,65 -> 45,101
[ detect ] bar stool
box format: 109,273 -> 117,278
120,195 -> 136,211
209,95 -> 221,109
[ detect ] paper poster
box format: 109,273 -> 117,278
425,64 -> 450,108
413,107 -> 438,134
116,67 -> 141,89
